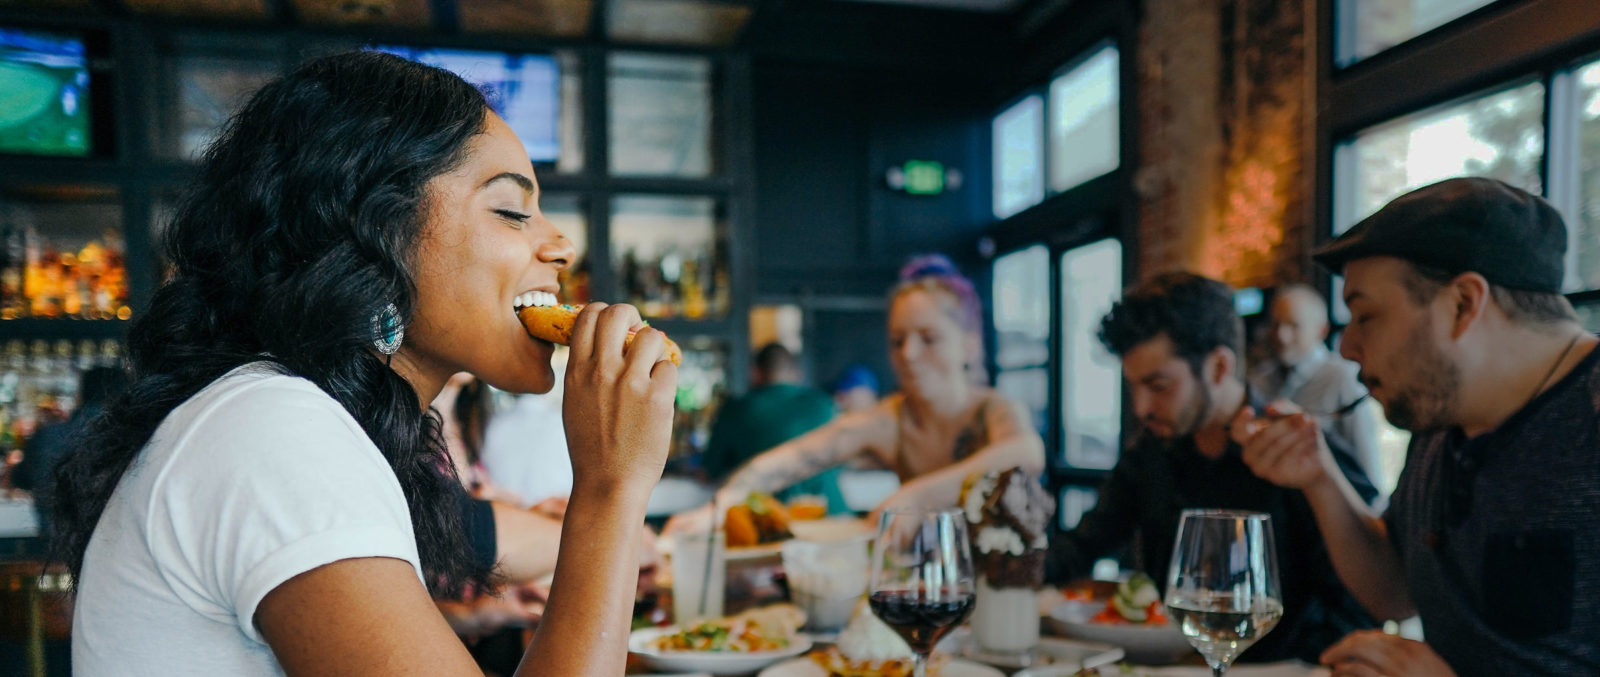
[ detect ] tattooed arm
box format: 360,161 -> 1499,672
663,404 -> 892,535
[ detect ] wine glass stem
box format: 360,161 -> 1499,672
913,652 -> 929,677
1212,666 -> 1226,677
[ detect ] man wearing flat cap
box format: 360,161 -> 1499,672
1234,177 -> 1600,676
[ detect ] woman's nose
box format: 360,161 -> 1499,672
538,232 -> 577,271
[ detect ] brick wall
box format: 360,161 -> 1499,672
1133,0 -> 1312,289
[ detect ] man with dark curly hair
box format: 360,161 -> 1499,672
1045,271 -> 1376,664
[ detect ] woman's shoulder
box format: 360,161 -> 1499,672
158,362 -> 376,466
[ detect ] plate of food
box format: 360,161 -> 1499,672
758,657 -> 1005,677
1045,574 -> 1193,665
755,600 -> 1002,677
629,604 -> 813,675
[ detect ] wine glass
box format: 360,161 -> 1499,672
1165,509 -> 1284,677
868,507 -> 977,677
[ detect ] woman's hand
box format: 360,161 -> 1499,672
562,302 -> 678,494
1321,631 -> 1457,677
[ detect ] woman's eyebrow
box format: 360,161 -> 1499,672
481,172 -> 536,197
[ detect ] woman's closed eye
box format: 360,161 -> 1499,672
493,208 -> 532,228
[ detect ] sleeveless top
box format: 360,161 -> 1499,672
891,394 -> 994,481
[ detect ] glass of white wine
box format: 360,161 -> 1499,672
1165,509 -> 1284,677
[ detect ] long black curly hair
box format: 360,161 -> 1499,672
48,50 -> 494,597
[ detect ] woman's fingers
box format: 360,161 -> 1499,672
568,302 -> 608,365
593,304 -> 641,374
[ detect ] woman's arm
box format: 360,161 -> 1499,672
261,303 -> 675,676
663,406 -> 890,535
490,500 -> 563,583
876,394 -> 1045,512
717,408 -> 886,503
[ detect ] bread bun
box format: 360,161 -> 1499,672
516,304 -> 683,366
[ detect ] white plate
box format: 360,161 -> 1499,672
757,657 -> 1005,677
630,626 -> 813,676
1044,600 -> 1194,665
1016,662 -> 1328,677
941,627 -> 1124,671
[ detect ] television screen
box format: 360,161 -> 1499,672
375,46 -> 560,163
0,28 -> 90,157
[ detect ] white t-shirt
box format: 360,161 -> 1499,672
481,393 -> 572,506
73,363 -> 423,676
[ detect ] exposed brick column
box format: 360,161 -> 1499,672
1133,0 -> 1312,288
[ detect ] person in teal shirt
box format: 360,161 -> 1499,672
702,343 -> 846,513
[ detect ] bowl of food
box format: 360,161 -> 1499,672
629,604 -> 812,675
1045,574 -> 1193,665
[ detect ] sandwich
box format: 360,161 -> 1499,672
514,292 -> 683,366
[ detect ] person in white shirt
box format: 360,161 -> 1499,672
47,51 -> 676,677
1249,284 -> 1387,492
481,348 -> 575,507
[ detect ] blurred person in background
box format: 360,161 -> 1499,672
1250,284 -> 1386,494
667,254 -> 1044,533
13,366 -> 130,541
830,364 -> 881,415
1047,271 -> 1377,664
701,342 -> 842,511
481,349 -> 573,511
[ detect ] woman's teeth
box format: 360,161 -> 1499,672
513,291 -> 559,311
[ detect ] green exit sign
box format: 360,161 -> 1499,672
902,160 -> 945,195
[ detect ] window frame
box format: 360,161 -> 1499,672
1315,0 -> 1600,307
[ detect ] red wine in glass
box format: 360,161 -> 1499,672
869,507 -> 976,677
868,588 -> 976,654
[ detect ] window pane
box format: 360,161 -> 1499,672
996,367 -> 1048,438
992,244 -> 1050,370
1060,239 -> 1122,470
167,54 -> 278,160
1574,58 -> 1600,290
1336,0 -> 1498,66
608,53 -> 713,177
610,195 -> 726,319
1049,44 -> 1119,193
541,194 -> 588,305
993,95 -> 1044,219
1334,80 -> 1544,234
556,51 -> 584,173
1058,486 -> 1098,530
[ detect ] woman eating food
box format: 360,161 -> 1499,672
49,51 -> 676,676
666,254 -> 1045,534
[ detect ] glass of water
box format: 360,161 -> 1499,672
1165,510 -> 1284,676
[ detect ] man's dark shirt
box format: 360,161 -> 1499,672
1045,399 -> 1377,663
1385,344 -> 1600,676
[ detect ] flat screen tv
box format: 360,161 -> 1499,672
0,28 -> 91,157
375,46 -> 560,163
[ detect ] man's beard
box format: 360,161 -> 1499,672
1371,318 -> 1459,432
1146,382 -> 1213,440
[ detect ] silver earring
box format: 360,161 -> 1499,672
371,303 -> 404,355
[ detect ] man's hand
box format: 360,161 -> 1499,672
1322,631 -> 1457,677
1233,402 -> 1332,491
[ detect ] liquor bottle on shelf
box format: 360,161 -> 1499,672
2,224 -> 129,321
0,222 -> 20,319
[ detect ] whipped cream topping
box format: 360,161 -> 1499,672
836,602 -> 913,662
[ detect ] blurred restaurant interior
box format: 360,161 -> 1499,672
2,0 -> 1600,674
